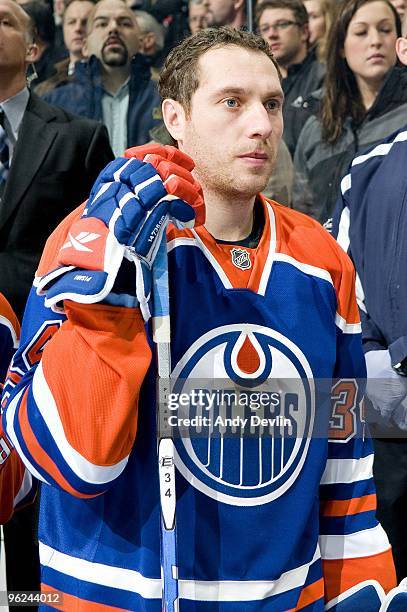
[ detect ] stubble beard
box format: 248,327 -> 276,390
194,157 -> 274,201
184,126 -> 277,200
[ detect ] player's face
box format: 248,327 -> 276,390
179,46 -> 284,200
343,1 -> 397,89
84,0 -> 140,67
258,7 -> 307,66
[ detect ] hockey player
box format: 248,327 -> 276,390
1,27 -> 398,610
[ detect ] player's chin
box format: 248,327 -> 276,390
247,168 -> 271,189
236,174 -> 270,197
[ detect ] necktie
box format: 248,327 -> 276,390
0,109 -> 10,194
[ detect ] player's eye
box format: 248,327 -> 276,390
224,98 -> 239,108
265,99 -> 281,111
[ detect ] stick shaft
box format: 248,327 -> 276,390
152,236 -> 179,612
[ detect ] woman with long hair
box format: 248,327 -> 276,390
304,0 -> 336,60
292,0 -> 406,223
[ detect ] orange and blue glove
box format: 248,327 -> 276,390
36,145 -> 204,320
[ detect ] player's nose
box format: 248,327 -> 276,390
246,103 -> 273,139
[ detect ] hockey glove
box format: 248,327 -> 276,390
37,145 -> 204,318
365,350 -> 407,428
325,580 -> 385,611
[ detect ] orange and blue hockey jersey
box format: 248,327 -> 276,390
0,294 -> 35,524
2,196 -> 396,609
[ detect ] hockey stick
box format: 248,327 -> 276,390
152,233 -> 179,612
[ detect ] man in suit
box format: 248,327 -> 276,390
0,0 -> 113,599
0,0 -> 113,322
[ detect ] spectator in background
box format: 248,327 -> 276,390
36,0 -> 96,96
304,0 -> 326,43
53,0 -> 67,52
390,0 -> 406,20
189,0 -> 209,33
304,0 -> 336,59
206,0 -> 246,28
262,139 -> 294,205
0,0 -> 113,598
133,9 -> 166,80
54,0 -> 66,27
43,0 -> 162,155
292,0 -> 406,225
304,0 -> 335,50
22,1 -> 67,85
332,23 -> 407,580
130,0 -> 190,50
256,0 -> 325,154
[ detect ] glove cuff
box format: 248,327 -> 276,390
35,229 -> 125,312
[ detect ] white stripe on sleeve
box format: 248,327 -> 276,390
32,362 -> 129,485
321,455 -> 373,485
320,524 -> 390,559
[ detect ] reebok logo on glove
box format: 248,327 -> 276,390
58,218 -> 111,271
61,231 -> 101,253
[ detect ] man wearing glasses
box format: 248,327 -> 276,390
257,0 -> 325,155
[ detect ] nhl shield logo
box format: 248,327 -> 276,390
231,248 -> 251,270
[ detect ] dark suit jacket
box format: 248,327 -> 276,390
0,92 -> 114,320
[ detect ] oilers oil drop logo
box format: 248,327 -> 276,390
171,324 -> 315,506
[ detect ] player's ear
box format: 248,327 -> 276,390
396,36 -> 407,66
162,99 -> 186,142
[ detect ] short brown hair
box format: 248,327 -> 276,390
255,0 -> 309,28
159,26 -> 282,113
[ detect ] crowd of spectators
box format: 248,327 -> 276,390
1,0 -> 407,603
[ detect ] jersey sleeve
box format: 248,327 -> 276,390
0,418 -> 35,524
1,212 -> 152,499
0,293 -> 36,524
319,250 -> 396,601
